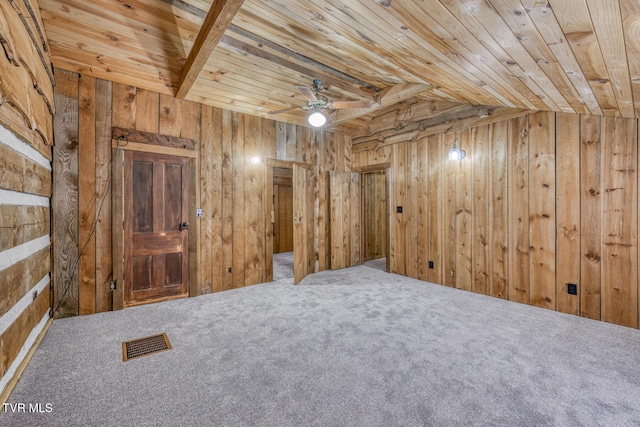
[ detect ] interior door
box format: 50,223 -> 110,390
329,170 -> 361,270
362,171 -> 388,261
293,164 -> 310,284
124,151 -> 189,306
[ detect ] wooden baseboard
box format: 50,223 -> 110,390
0,317 -> 52,405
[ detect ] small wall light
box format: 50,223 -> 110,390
308,110 -> 327,127
448,138 -> 466,161
250,156 -> 260,165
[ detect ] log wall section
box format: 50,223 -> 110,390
0,0 -> 53,396
353,111 -> 640,329
53,71 -> 351,313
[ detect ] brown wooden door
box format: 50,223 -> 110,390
329,171 -> 362,270
124,151 -> 189,306
293,164 -> 312,284
362,171 -> 387,261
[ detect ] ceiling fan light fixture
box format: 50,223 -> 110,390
308,110 -> 327,127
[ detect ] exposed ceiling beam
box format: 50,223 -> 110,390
227,25 -> 380,94
350,99 -> 466,138
351,105 -> 503,152
328,83 -> 433,126
219,35 -> 377,102
175,0 -> 246,99
162,0 -> 380,101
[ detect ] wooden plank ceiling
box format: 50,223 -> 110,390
38,0 -> 640,133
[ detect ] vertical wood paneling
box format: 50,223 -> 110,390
508,116 -> 530,304
159,94 -> 182,137
601,116 -> 638,328
293,165 -> 309,283
307,129 -> 319,272
350,172 -> 361,267
262,119 -> 276,279
428,135 -> 443,284
489,120 -> 509,299
273,185 -> 280,252
580,115 -> 602,319
417,138 -> 429,281
199,105 -> 213,295
335,132 -> 345,171
317,165 -> 328,272
362,172 -> 387,262
392,143 -> 407,275
406,141 -> 419,278
135,89 -> 159,133
221,110 -> 234,291
78,75 -> 96,315
456,130 -> 472,291
181,101 -> 201,298
110,148 -> 124,311
57,73 -> 352,317
111,83 -> 136,311
276,122 -> 286,160
285,123 -> 296,161
52,69 -> 79,318
343,133 -> 352,172
352,110 -> 640,329
232,113 -> 245,288
378,172 -> 388,263
443,133 -> 457,288
341,167 -> 350,265
556,113 -> 580,315
244,115 -> 264,285
94,78 -> 112,313
330,170 -> 364,269
330,171 -> 344,269
307,165 -> 317,273
472,125 -> 489,295
528,111 -> 556,310
112,83 -> 136,130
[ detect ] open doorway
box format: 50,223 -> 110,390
361,170 -> 388,272
272,166 -> 294,282
266,160 -> 314,284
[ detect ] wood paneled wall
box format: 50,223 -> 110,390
274,124 -> 353,273
329,171 -> 361,270
0,0 -> 52,396
353,111 -> 640,329
52,71 -> 352,315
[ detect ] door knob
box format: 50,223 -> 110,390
179,222 -> 190,231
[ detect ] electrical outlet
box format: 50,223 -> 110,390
397,206 -> 403,213
196,208 -> 203,218
428,261 -> 434,269
567,283 -> 578,295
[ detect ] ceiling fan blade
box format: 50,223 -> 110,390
328,100 -> 372,109
295,85 -> 318,102
267,106 -> 301,115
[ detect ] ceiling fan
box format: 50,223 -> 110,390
268,79 -> 372,127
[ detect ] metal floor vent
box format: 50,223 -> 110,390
122,333 -> 171,362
